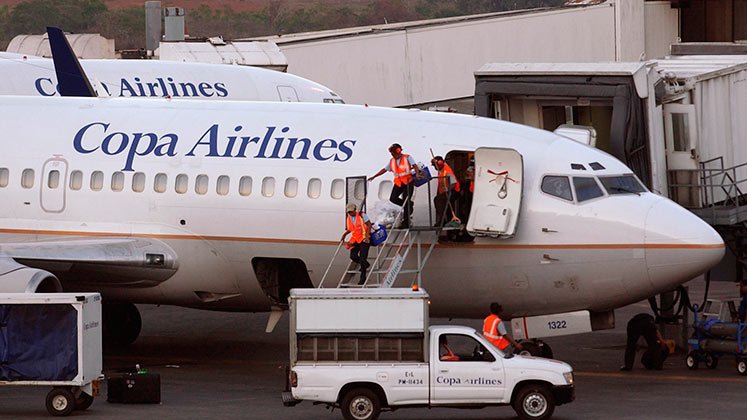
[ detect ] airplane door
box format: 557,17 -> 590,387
663,103 -> 698,170
277,85 -> 299,102
40,156 -> 68,213
467,148 -> 523,238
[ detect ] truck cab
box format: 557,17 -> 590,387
282,288 -> 574,420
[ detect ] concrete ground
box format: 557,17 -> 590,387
2,279 -> 747,419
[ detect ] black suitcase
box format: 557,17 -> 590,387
107,373 -> 161,404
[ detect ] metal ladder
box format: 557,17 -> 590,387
318,225 -> 441,289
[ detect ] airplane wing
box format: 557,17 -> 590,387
0,237 -> 178,291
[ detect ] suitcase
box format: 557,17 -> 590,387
107,372 -> 161,404
370,224 -> 387,246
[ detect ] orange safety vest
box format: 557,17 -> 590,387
483,314 -> 510,350
390,154 -> 413,187
470,180 -> 474,193
437,163 -> 461,194
346,212 -> 368,244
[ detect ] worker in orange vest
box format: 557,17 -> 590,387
483,302 -> 522,353
368,143 -> 423,229
340,203 -> 372,285
431,156 -> 461,228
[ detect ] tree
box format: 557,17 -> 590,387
9,0 -> 107,35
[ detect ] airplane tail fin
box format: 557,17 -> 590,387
46,26 -> 96,97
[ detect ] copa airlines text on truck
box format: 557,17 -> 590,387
282,288 -> 574,420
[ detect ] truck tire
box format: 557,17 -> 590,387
341,387 -> 381,420
46,387 -> 75,417
737,360 -> 747,376
74,392 -> 95,410
513,384 -> 555,420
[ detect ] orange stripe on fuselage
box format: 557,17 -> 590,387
0,228 -> 725,250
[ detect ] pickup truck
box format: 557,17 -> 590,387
282,288 -> 574,420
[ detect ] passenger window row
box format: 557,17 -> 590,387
0,167 -> 396,202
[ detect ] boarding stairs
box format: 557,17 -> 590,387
318,175 -> 460,289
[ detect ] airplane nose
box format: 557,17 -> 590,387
645,199 -> 725,291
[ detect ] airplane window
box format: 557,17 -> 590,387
217,175 -> 230,196
154,173 -> 167,193
69,170 -> 83,190
48,170 -> 60,189
196,174 -> 209,195
570,163 -> 586,171
540,175 -> 572,201
239,176 -> 252,196
111,171 -> 124,192
175,174 -> 188,194
308,178 -> 322,199
285,177 -> 298,198
589,162 -> 605,171
573,177 -> 603,202
0,168 -> 8,188
331,179 -> 344,199
600,175 -> 646,195
90,171 -> 104,191
262,177 -> 275,197
21,169 -> 34,189
132,172 -> 146,193
378,181 -> 393,201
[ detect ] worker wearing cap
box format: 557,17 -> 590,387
431,156 -> 460,228
368,143 -> 422,229
340,203 -> 372,285
483,302 -> 522,354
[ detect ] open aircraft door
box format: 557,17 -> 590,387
466,148 -> 523,238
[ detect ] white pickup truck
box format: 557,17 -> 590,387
282,288 -> 574,420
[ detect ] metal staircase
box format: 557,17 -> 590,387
318,175 -> 459,289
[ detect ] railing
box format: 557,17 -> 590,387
667,156 -> 747,224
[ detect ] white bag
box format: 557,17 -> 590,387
370,200 -> 403,227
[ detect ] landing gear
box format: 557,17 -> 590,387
518,339 -> 554,359
102,303 -> 142,347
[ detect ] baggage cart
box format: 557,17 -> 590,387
0,293 -> 103,416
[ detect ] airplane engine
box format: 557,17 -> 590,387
0,258 -> 62,293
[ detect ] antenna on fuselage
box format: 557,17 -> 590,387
46,26 -> 96,97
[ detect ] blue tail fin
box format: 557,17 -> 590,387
46,26 -> 96,97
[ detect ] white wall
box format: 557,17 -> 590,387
644,1 -> 680,59
279,5 -> 619,106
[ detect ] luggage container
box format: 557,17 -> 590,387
0,293 -> 103,416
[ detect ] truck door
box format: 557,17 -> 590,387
466,148 -> 523,238
432,333 -> 505,404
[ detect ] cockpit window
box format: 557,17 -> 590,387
541,176 -> 573,201
600,175 -> 646,195
323,98 -> 345,104
573,177 -> 604,202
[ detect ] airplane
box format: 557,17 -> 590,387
0,92 -> 724,351
0,52 -> 344,103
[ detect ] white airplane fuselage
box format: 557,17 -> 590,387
0,96 -> 724,319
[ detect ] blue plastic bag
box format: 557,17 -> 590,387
414,167 -> 432,187
371,224 -> 388,246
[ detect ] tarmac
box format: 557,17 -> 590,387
2,279 -> 747,419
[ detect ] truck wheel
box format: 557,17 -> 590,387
705,353 -> 718,369
341,388 -> 381,420
513,384 -> 555,420
74,392 -> 94,410
46,387 -> 75,417
686,351 -> 699,370
737,360 -> 747,376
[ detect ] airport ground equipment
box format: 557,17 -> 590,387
685,304 -> 747,375
282,288 -> 575,420
0,293 -> 103,416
